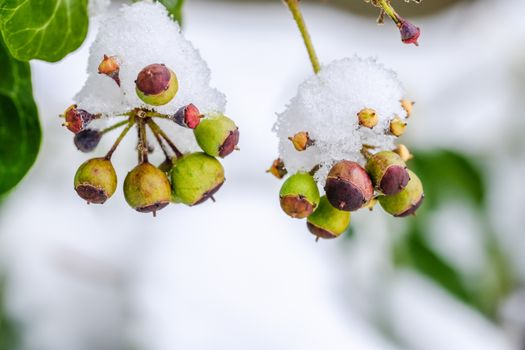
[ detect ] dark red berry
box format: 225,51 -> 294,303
172,104 -> 201,129
324,160 -> 374,211
63,105 -> 96,134
74,129 -> 102,153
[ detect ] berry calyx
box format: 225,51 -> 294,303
394,144 -> 413,162
74,129 -> 102,153
288,131 -> 314,151
324,160 -> 374,211
63,105 -> 96,134
279,172 -> 320,219
123,162 -> 171,214
194,115 -> 240,158
379,169 -> 424,217
135,64 -> 178,106
74,158 -> 117,204
366,151 -> 410,195
98,55 -> 120,86
172,104 -> 201,129
267,158 -> 288,179
307,196 -> 351,240
357,108 -> 378,129
170,152 -> 225,206
390,116 -> 407,137
400,99 -> 414,118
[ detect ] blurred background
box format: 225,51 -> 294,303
1,0 -> 525,349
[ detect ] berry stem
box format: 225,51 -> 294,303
150,121 -> 172,161
284,0 -> 321,74
377,0 -> 402,26
145,111 -> 170,120
105,116 -> 135,160
146,118 -> 184,159
101,120 -> 129,134
138,117 -> 149,164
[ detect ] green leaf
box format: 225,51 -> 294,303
157,0 -> 185,25
0,36 -> 41,196
0,280 -> 20,350
408,149 -> 485,210
0,0 -> 89,62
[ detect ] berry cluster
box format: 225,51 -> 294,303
271,57 -> 424,241
272,103 -> 423,241
62,61 -> 239,216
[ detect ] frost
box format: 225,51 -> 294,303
274,57 -> 408,183
75,1 -> 226,119
88,0 -> 111,17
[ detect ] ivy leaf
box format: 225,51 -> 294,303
0,37 -> 41,196
158,0 -> 185,25
0,0 -> 89,62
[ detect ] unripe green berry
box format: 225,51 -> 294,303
307,196 -> 351,240
379,170 -> 424,217
366,151 -> 410,195
279,172 -> 320,219
194,115 -> 239,158
357,108 -> 378,129
124,163 -> 171,214
135,64 -> 178,106
74,157 -> 117,204
171,152 -> 225,206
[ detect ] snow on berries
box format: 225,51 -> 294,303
272,57 -> 424,240
61,1 -> 240,216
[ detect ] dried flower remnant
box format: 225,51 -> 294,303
267,158 -> 288,179
98,55 -> 120,86
289,131 -> 314,151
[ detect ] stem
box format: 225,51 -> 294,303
149,120 -> 172,161
138,118 -> 149,164
105,116 -> 134,160
146,119 -> 183,159
284,0 -> 321,74
377,0 -> 402,26
145,111 -> 171,119
101,120 -> 129,134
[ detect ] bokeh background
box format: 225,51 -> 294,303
1,0 -> 525,349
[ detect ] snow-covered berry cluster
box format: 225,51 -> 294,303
271,57 -> 424,240
61,1 -> 239,216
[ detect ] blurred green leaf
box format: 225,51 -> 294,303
0,37 -> 41,196
0,281 -> 19,350
157,0 -> 185,25
0,0 -> 88,62
409,150 -> 485,210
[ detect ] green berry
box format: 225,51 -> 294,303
74,157 -> 117,204
279,172 -> 320,219
379,170 -> 424,217
171,152 -> 225,206
135,64 -> 178,106
194,115 -> 239,158
124,163 -> 171,214
307,196 -> 351,240
366,151 -> 410,195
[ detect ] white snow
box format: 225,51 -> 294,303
274,57 -> 407,183
76,1 -> 226,119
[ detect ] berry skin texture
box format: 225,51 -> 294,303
288,131 -> 314,152
194,115 -> 239,158
279,172 -> 320,219
74,129 -> 102,153
379,170 -> 424,217
366,151 -> 410,195
124,163 -> 172,214
171,152 -> 225,206
357,108 -> 378,129
135,64 -> 179,106
63,105 -> 95,134
74,158 -> 117,204
173,104 -> 201,129
307,196 -> 351,240
324,160 -> 374,211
